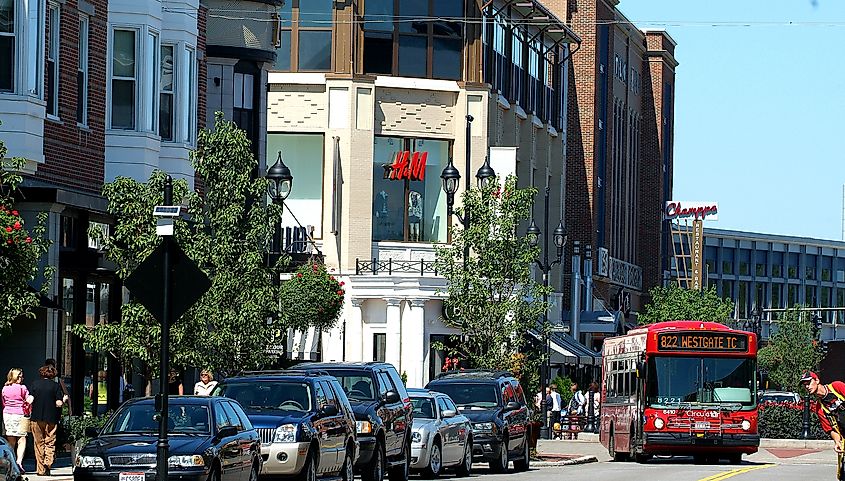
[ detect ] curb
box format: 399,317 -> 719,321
532,455 -> 599,467
760,438 -> 835,449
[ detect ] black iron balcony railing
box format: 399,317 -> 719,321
355,258 -> 439,276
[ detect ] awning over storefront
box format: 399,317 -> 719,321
529,328 -> 601,366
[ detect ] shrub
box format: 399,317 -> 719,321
757,401 -> 827,439
59,414 -> 111,450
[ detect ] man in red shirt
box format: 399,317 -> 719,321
800,371 -> 845,455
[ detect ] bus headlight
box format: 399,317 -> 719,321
741,420 -> 751,431
653,417 -> 665,430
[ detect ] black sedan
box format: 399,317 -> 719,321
0,437 -> 21,481
74,396 -> 261,481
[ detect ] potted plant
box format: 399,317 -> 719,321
60,414 -> 110,463
528,409 -> 542,449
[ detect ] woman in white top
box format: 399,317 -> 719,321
193,370 -> 218,396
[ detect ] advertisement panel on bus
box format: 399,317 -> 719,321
600,321 -> 759,464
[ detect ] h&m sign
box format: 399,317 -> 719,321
383,151 -> 428,181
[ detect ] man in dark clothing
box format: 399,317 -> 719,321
29,365 -> 64,476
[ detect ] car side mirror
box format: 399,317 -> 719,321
84,427 -> 100,438
504,401 -> 521,412
441,409 -> 457,418
217,425 -> 238,439
320,405 -> 339,417
381,391 -> 401,405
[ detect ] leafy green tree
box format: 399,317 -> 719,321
758,307 -> 823,392
74,114 -> 289,392
638,284 -> 735,325
0,150 -> 52,333
278,262 -> 344,332
434,176 -> 549,373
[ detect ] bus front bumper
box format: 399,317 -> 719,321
644,432 -> 760,454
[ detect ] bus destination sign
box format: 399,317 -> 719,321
657,331 -> 748,352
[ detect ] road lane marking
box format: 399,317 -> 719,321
697,464 -> 775,481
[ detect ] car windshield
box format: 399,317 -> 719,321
103,403 -> 211,435
411,397 -> 436,419
332,374 -> 377,402
429,384 -> 498,408
217,381 -> 312,413
645,356 -> 756,409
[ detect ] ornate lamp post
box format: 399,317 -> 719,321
266,151 -> 294,266
528,186 -> 567,440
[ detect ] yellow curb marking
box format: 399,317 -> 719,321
697,464 -> 775,481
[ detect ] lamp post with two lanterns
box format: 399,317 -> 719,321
527,186 -> 567,441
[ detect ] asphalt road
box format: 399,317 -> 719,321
410,440 -> 838,481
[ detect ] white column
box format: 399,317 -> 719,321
402,299 -> 426,389
385,298 -> 402,370
346,298 -> 365,362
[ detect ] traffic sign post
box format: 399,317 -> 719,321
124,176 -> 211,481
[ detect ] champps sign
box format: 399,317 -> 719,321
664,201 -> 719,221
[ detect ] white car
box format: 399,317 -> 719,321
409,389 -> 473,478
758,390 -> 801,404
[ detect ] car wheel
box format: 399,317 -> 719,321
513,437 -> 529,472
296,451 -> 317,481
362,442 -> 385,481
488,435 -> 509,473
388,438 -> 410,481
728,454 -> 742,465
342,445 -> 355,481
421,440 -> 442,479
207,464 -> 221,481
454,438 -> 472,478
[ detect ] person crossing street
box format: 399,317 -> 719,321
800,371 -> 845,479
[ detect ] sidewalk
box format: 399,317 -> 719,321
538,432 -> 836,449
20,456 -> 73,481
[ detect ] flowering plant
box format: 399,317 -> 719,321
278,261 -> 345,332
0,155 -> 51,332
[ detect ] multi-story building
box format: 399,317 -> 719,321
266,0 -> 580,387
702,228 -> 845,340
543,0 -> 678,342
0,0 -> 206,412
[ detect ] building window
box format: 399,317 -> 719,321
787,284 -> 798,306
77,16 -> 88,125
722,260 -> 733,275
46,4 -> 59,117
274,0 -> 333,72
144,31 -> 158,132
771,283 -> 782,310
0,0 -> 14,91
821,256 -> 833,282
771,251 -> 783,278
233,72 -> 255,141
362,0 -> 463,80
159,44 -> 174,141
372,137 -> 450,243
267,133 -> 325,237
373,333 -> 386,362
111,29 -> 137,129
787,252 -> 799,279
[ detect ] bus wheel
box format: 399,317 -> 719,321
634,454 -> 652,464
608,426 -> 627,462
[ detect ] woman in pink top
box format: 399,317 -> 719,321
3,368 -> 33,472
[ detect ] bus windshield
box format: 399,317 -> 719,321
645,356 -> 756,408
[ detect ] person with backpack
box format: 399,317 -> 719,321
800,371 -> 844,479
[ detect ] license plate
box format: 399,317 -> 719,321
694,422 -> 710,430
119,472 -> 145,481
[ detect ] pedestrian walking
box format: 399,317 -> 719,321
566,382 -> 586,439
586,382 -> 601,431
168,369 -> 184,395
193,370 -> 218,396
29,364 -> 64,476
549,384 -> 562,429
44,359 -> 70,410
88,370 -> 108,415
2,368 -> 33,473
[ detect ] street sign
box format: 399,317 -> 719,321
125,239 -> 211,323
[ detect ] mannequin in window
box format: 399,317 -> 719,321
408,191 -> 423,242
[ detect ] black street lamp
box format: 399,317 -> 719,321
440,115 -> 497,227
528,186 -> 567,441
267,151 -> 294,206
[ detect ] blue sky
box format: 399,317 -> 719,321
620,0 -> 845,241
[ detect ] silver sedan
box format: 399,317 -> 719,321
409,389 -> 473,478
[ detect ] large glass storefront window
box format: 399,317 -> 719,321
267,133 -> 325,237
372,136 -> 449,243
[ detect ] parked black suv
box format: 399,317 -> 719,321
213,370 -> 357,481
299,362 -> 413,481
425,370 -> 530,473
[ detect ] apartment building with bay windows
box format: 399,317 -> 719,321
0,0 -> 205,414
269,0 -> 580,388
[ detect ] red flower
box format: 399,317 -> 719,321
339,281 -> 345,286
11,210 -> 18,216
6,239 -> 11,245
312,264 -> 318,272
25,237 -> 32,244
4,227 -> 11,233
330,275 -> 335,281
337,290 -> 344,295
13,221 -> 21,230
297,273 -> 303,278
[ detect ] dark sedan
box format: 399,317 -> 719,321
0,437 -> 21,481
73,396 -> 261,481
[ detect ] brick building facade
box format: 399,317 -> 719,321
545,0 -> 677,339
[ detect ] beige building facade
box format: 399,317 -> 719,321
270,0 -> 579,388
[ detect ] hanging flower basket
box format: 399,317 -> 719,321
278,261 -> 345,332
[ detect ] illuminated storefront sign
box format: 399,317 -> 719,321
664,201 -> 719,221
383,151 -> 428,181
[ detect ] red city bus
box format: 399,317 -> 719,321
599,321 -> 759,464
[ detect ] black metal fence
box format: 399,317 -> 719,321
355,258 -> 439,276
